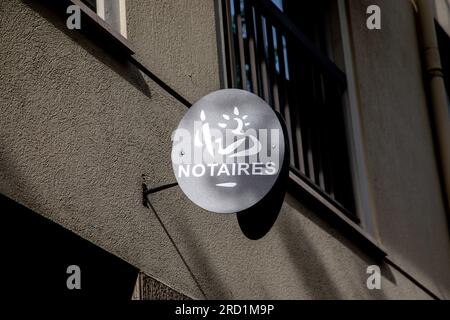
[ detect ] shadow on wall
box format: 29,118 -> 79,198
22,0 -> 151,99
146,187 -> 398,299
0,193 -> 138,299
237,110 -> 291,240
279,193 -> 397,299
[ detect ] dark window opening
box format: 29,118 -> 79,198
222,0 -> 357,219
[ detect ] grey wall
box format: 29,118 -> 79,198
126,0 -> 221,104
347,0 -> 450,298
0,0 -> 448,299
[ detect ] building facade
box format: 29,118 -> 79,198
1,0 -> 450,299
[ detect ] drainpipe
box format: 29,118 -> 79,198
416,0 -> 450,215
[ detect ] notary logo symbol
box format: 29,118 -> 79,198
194,107 -> 263,188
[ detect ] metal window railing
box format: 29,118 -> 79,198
222,0 -> 357,220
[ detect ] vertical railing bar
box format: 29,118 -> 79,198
243,34 -> 252,91
316,72 -> 327,191
310,67 -> 326,190
231,0 -> 243,88
286,39 -> 307,174
284,99 -> 296,167
241,0 -> 255,92
244,1 -> 259,95
252,8 -> 265,97
254,13 -> 270,102
317,72 -> 333,197
305,63 -> 317,183
301,60 -> 314,179
265,19 -> 277,111
235,0 -> 248,90
223,0 -> 237,88
275,31 -> 286,112
275,31 -> 296,167
324,77 -> 337,200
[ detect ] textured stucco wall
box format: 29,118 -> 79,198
126,0 -> 221,104
347,0 -> 450,298
0,0 -> 204,297
0,0 -> 446,299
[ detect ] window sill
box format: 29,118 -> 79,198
288,170 -> 387,258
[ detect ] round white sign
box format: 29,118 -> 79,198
171,89 -> 286,213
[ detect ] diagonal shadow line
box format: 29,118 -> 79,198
145,197 -> 208,299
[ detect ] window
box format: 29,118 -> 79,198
80,0 -> 127,38
221,0 -> 357,220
